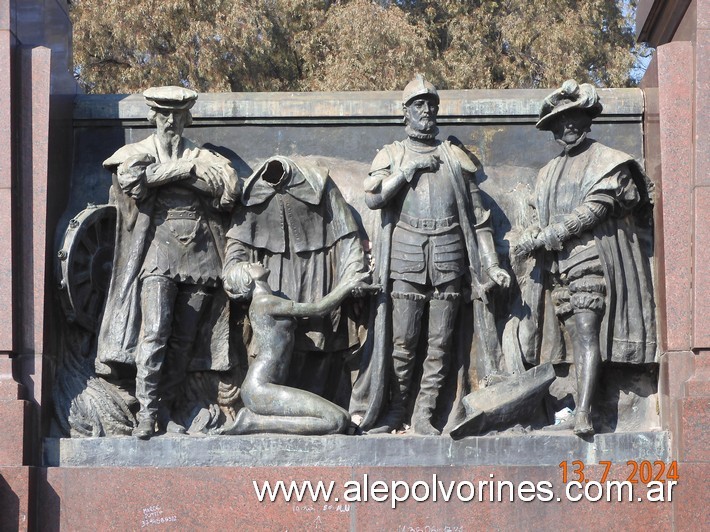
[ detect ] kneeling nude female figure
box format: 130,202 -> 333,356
219,263 -> 372,435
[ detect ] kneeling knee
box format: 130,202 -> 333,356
328,410 -> 350,434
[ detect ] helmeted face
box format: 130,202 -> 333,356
551,109 -> 592,145
404,97 -> 439,134
154,109 -> 189,139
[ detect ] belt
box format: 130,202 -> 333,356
161,209 -> 199,220
399,213 -> 458,231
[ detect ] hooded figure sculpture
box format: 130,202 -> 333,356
353,75 -> 511,435
512,80 -> 657,436
223,156 -> 369,401
96,86 -> 240,439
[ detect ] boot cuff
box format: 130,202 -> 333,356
391,291 -> 428,301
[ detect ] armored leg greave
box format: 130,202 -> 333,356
371,292 -> 426,433
411,295 -> 460,435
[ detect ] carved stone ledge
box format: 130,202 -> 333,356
44,431 -> 670,468
72,89 -> 644,126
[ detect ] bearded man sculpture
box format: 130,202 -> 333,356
96,86 -> 240,439
361,75 -> 511,435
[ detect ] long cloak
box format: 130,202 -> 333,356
509,139 -> 657,367
225,156 -> 366,353
96,135 -> 236,376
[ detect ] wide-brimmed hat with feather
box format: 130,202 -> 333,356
536,80 -> 603,131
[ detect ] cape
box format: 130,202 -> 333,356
227,155 -> 359,253
225,156 -> 366,353
508,139 -> 657,366
96,135 -> 236,376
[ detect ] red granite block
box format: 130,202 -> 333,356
658,351 -> 696,432
669,352 -> 701,399
656,41 -> 694,351
684,352 -> 710,397
695,29 -> 710,187
0,188 -> 15,340
0,357 -> 22,400
693,188 -> 710,347
699,0 -> 710,30
679,396 -> 710,463
0,466 -> 31,531
0,110 -> 13,354
0,400 -> 28,465
667,352 -> 697,404
18,46 -> 51,357
37,463 -> 690,529
41,466 -> 353,531
351,465 -> 673,530
684,378 -> 710,397
672,462 -> 710,531
0,27 -> 13,352
666,353 -> 710,462
0,30 -> 11,190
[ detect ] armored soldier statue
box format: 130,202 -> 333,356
96,86 -> 240,439
363,75 -> 510,435
513,80 -> 657,436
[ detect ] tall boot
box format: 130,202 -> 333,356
133,276 -> 177,439
155,285 -> 210,434
369,293 -> 426,433
571,309 -> 602,436
411,296 -> 459,435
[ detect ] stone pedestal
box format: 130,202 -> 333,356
38,433 -> 673,530
38,464 -> 678,531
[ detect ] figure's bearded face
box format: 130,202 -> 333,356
551,110 -> 592,145
404,97 -> 439,134
154,109 -> 188,139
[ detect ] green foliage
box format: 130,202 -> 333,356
71,0 -> 649,93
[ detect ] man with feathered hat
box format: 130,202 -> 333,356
512,80 -> 657,436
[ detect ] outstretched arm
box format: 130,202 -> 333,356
468,173 -> 510,288
270,272 -> 373,318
